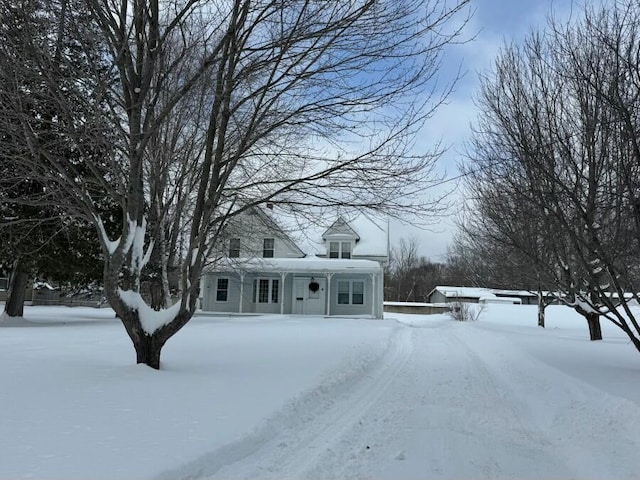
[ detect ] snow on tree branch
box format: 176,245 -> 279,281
117,288 -> 181,335
93,214 -> 120,255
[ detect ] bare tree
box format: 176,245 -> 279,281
385,236 -> 456,302
4,0 -> 471,368
464,0 -> 640,348
386,236 -> 420,301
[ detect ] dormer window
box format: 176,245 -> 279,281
263,238 -> 275,258
229,238 -> 240,258
329,241 -> 352,259
342,241 -> 351,259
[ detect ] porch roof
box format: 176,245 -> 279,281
207,257 -> 382,275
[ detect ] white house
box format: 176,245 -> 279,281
200,206 -> 387,318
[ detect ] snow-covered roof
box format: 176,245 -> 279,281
348,214 -> 388,257
493,289 -> 537,298
481,296 -> 522,304
384,301 -> 448,307
431,286 -> 552,301
431,286 -> 496,300
206,257 -> 382,274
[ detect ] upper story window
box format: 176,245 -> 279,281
263,238 -> 275,258
329,241 -> 352,259
229,238 -> 240,258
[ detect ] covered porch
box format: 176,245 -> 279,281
201,258 -> 384,318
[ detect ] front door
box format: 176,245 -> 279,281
293,277 -> 326,315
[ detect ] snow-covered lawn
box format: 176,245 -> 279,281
2,304 -> 640,479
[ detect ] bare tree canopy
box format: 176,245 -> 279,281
1,0 -> 471,368
463,0 -> 640,349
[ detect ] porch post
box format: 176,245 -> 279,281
326,273 -> 333,316
280,272 -> 286,315
239,273 -> 244,314
371,273 -> 375,318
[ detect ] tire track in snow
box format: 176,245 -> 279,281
155,324 -> 413,480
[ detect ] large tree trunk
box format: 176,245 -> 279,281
586,312 -> 603,341
117,308 -> 165,369
5,268 -> 29,317
123,309 -> 194,370
133,333 -> 163,370
106,265 -> 196,369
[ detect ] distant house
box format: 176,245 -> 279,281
427,286 -> 533,305
200,206 -> 387,318
0,271 -> 38,304
0,270 -> 8,302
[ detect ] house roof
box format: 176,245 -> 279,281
207,257 -> 382,274
249,207 -> 305,257
348,214 -> 388,257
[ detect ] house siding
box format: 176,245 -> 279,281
240,235 -> 302,259
202,273 -> 241,312
429,290 -> 447,304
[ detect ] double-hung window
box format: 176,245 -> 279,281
253,278 -> 279,304
229,238 -> 240,258
329,241 -> 352,259
216,278 -> 229,302
337,280 -> 364,305
263,238 -> 275,258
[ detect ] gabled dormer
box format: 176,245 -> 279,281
322,217 -> 359,259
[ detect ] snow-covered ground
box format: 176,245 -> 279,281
2,303 -> 640,479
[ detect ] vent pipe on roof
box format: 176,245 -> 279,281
266,202 -> 274,210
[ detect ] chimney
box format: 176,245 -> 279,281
266,202 -> 274,210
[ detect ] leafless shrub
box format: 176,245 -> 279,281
448,301 -> 485,322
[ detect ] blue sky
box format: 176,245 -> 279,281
391,0 -> 578,262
